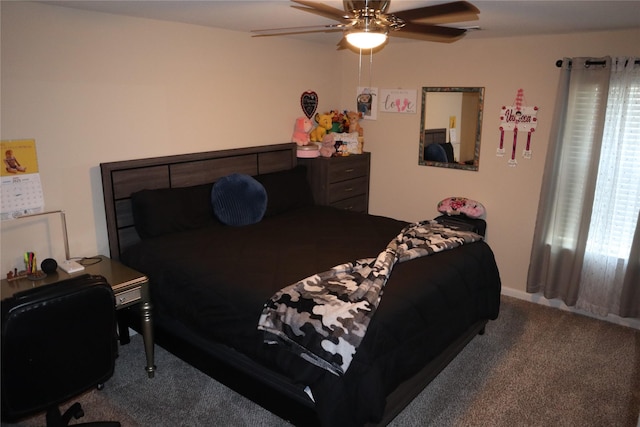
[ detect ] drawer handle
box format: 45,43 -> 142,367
119,296 -> 127,304
344,168 -> 354,173
344,187 -> 354,192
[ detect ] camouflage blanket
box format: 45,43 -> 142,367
257,220 -> 482,376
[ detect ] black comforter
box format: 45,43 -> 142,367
123,205 -> 501,426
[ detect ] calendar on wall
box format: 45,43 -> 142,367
1,139 -> 45,220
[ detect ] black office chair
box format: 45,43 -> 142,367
440,142 -> 456,163
1,274 -> 120,427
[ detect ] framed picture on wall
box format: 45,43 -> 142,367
356,87 -> 378,120
380,89 -> 417,114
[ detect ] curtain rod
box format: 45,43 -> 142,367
556,58 -> 640,68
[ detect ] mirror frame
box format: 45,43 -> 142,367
418,86 -> 485,171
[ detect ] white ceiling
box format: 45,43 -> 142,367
40,0 -> 640,44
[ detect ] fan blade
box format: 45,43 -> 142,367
291,1 -> 351,21
291,6 -> 352,23
393,1 -> 479,22
251,24 -> 346,37
390,22 -> 466,42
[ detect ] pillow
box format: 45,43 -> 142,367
434,215 -> 487,237
211,173 -> 267,226
425,143 -> 448,163
437,197 -> 486,219
131,183 -> 217,239
253,165 -> 314,217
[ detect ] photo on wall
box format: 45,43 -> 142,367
357,87 -> 378,120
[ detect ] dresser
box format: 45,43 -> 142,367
299,152 -> 370,213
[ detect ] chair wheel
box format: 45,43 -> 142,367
73,407 -> 85,420
66,402 -> 84,420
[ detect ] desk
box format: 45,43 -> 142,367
1,255 -> 155,378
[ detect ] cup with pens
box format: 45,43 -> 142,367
25,251 -> 46,280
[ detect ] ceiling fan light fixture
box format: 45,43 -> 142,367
345,30 -> 388,49
256,1 -> 477,48
345,12 -> 388,49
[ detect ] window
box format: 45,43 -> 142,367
550,81 -> 609,248
585,63 -> 640,259
528,56 -> 640,318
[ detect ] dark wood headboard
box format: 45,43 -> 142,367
423,128 -> 447,145
100,143 -> 298,260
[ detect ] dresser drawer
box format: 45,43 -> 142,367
115,287 -> 141,308
328,176 -> 368,203
298,152 -> 370,213
327,156 -> 369,183
330,195 -> 368,213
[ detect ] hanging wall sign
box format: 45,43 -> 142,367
300,91 -> 318,119
379,89 -> 417,114
357,87 -> 378,120
497,88 -> 538,167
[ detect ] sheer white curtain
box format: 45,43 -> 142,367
527,57 -> 640,319
578,58 -> 640,316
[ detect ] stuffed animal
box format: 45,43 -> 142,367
310,112 -> 333,142
291,117 -> 313,146
437,197 -> 486,219
345,110 -> 363,136
319,133 -> 335,157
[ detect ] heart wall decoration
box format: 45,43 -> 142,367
300,91 -> 318,119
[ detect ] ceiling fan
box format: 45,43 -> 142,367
251,1 -> 480,50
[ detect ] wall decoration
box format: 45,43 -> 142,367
1,139 -> 44,220
380,89 -> 417,114
357,87 -> 378,120
300,91 -> 318,119
497,88 -> 538,167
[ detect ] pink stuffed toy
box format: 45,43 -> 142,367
437,197 -> 486,218
291,117 -> 313,146
319,133 -> 335,157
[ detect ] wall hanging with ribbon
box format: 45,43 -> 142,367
300,91 -> 318,119
497,89 -> 538,167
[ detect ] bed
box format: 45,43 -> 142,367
100,143 -> 501,426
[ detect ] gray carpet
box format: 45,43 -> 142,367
3,296 -> 639,426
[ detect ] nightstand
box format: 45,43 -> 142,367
299,152 -> 370,213
1,255 -> 155,378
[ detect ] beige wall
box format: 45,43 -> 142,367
1,2 -> 342,271
2,2 -> 639,320
338,29 -> 640,306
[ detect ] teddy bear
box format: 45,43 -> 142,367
310,112 -> 333,143
319,133 -> 336,157
291,116 -> 313,146
345,110 -> 363,136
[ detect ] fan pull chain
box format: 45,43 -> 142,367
357,48 -> 374,92
358,48 -> 363,89
369,48 -> 373,89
